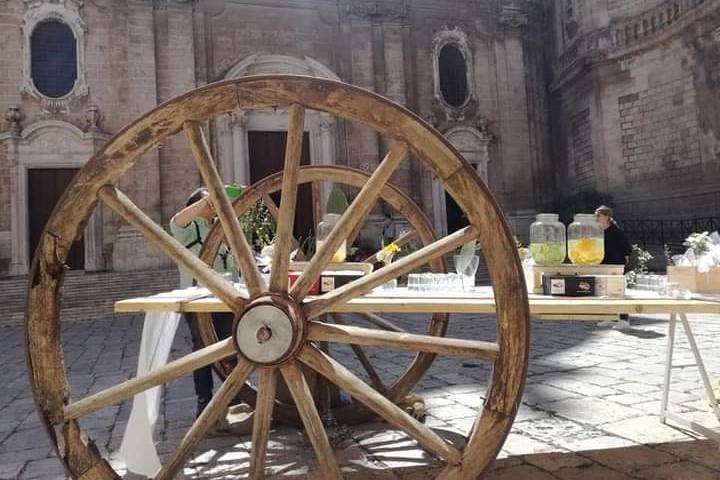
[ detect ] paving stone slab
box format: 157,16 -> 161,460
633,461 -> 720,480
579,444 -> 677,472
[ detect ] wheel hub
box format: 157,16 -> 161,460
233,295 -> 305,365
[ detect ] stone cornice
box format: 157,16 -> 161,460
552,0 -> 720,90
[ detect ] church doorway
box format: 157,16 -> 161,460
247,131 -> 315,242
445,192 -> 469,233
28,168 -> 85,270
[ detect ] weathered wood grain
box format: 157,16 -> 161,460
307,321 -> 499,360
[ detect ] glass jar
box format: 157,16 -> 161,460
529,213 -> 566,265
316,213 -> 346,262
567,214 -> 604,265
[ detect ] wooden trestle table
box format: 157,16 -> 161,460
115,286 -> 720,446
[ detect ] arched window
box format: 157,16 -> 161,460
438,44 -> 468,107
31,21 -> 77,98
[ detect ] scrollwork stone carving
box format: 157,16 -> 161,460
5,105 -> 24,136
344,2 -> 408,22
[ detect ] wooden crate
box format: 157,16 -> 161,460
667,266 -> 720,294
523,263 -> 625,294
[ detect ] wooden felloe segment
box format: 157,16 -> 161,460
65,421 -> 119,479
280,362 -> 344,480
64,338 -> 236,421
155,360 -> 255,480
97,185 -> 243,310
183,121 -> 266,297
299,345 -> 462,465
290,143 -> 409,300
270,104 -> 305,292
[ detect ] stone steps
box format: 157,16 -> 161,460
0,269 -> 179,327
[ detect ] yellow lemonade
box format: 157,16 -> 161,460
568,238 -> 604,265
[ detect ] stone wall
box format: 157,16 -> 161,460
570,107 -> 594,190
0,0 -> 548,276
549,0 -> 720,221
617,76 -> 701,185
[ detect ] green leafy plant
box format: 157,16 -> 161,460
626,244 -> 653,288
326,187 -> 349,215
239,200 -> 276,252
296,232 -> 316,259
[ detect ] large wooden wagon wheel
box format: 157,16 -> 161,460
196,165 -> 450,425
25,75 -> 529,479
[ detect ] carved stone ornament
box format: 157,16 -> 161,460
500,4 -> 529,29
344,2 -> 408,22
21,0 -> 89,112
84,104 -> 102,132
476,115 -> 494,139
5,105 -> 24,135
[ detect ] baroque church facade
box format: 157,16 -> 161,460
0,0 -> 718,277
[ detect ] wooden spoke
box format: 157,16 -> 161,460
332,314 -> 387,395
299,346 -> 462,465
304,226 -> 478,319
308,322 -> 498,361
363,229 -> 419,264
249,368 -> 280,480
261,193 -> 281,221
360,312 -> 407,333
280,362 -> 344,480
155,360 -> 255,480
270,105 -> 305,292
183,121 -> 266,297
97,185 -> 243,309
290,143 -> 409,300
64,338 -> 236,421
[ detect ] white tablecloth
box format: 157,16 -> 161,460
118,310 -> 182,476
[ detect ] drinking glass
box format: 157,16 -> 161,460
454,255 -> 480,292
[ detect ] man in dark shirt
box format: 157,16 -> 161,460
595,205 -> 632,327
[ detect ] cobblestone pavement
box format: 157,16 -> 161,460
1,311 -> 718,479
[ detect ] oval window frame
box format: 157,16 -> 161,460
20,1 -> 88,106
438,43 -> 470,108
432,28 -> 475,112
30,20 -> 79,99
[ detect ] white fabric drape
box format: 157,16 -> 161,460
119,311 -> 181,476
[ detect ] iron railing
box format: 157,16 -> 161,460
620,217 -> 720,249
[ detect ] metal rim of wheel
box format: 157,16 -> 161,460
195,165 -> 450,426
25,75 -> 530,480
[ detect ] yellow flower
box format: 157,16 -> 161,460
377,242 -> 401,263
